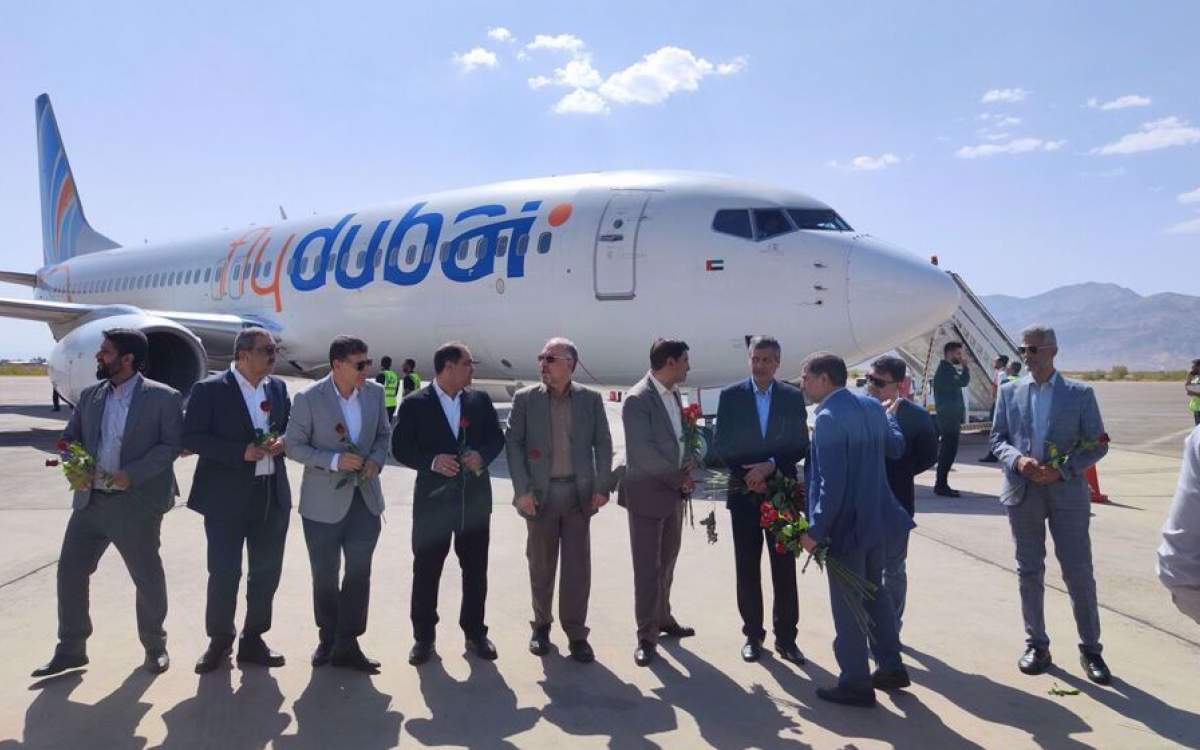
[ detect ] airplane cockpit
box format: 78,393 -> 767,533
710,207 -> 853,241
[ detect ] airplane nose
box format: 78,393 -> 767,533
845,238 -> 959,360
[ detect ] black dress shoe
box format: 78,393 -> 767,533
529,628 -> 551,656
31,652 -> 88,678
144,649 -> 170,675
311,641 -> 334,667
634,640 -> 657,667
466,637 -> 498,660
933,486 -> 961,498
408,641 -> 435,666
741,639 -> 763,662
979,454 -> 999,463
568,639 -> 595,664
775,641 -> 806,666
660,623 -> 695,638
1080,651 -> 1111,685
871,668 -> 911,691
1018,646 -> 1052,675
237,638 -> 285,668
194,641 -> 232,674
332,649 -> 381,674
816,685 -> 876,707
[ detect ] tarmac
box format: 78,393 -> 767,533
0,375 -> 1197,749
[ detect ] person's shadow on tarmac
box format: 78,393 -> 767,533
1,669 -> 154,750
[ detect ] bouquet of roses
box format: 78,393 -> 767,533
679,401 -> 714,534
1045,433 -> 1110,469
47,439 -> 114,491
334,422 -> 368,489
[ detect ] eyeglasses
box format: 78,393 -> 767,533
866,374 -> 895,388
348,359 -> 373,371
1018,345 -> 1053,355
252,345 -> 278,356
537,354 -> 574,364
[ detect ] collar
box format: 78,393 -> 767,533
230,362 -> 269,391
649,373 -> 676,397
748,378 -> 774,396
1031,370 -> 1060,389
332,378 -> 360,403
819,386 -> 847,406
547,382 -> 573,400
433,379 -> 461,403
107,372 -> 142,399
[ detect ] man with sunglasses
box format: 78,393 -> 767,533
286,336 -> 391,673
991,325 -> 1111,684
393,341 -> 505,665
932,341 -> 971,497
506,338 -> 614,663
865,356 -> 937,636
185,327 -> 292,674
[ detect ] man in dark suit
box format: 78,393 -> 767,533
506,337 -> 614,663
933,341 -> 970,497
866,355 -> 937,634
184,327 -> 292,674
287,336 -> 392,673
392,341 -> 505,666
619,338 -> 696,667
713,336 -> 809,664
33,328 -> 183,677
800,353 -> 913,707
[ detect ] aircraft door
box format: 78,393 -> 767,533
593,190 -> 651,300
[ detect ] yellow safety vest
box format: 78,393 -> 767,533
382,369 -> 399,407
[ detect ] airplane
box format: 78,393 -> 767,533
0,94 -> 959,404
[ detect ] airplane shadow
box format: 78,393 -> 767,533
0,405 -> 70,421
0,427 -> 64,452
404,656 -> 539,749
154,669 -> 291,749
0,669 -> 155,750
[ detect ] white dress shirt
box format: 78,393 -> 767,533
96,373 -> 141,484
431,380 -> 465,471
1029,371 -> 1059,461
649,373 -> 684,464
331,382 -> 363,472
230,364 -> 275,476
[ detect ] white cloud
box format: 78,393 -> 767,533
981,88 -> 1028,104
452,47 -> 498,73
982,132 -> 1011,142
487,27 -> 514,43
528,75 -> 553,89
527,57 -> 603,90
978,114 -> 1021,126
955,137 -> 1065,159
554,89 -> 610,115
1091,116 -> 1200,155
830,153 -> 901,171
598,46 -> 741,105
1087,94 -> 1151,110
1179,187 -> 1200,204
716,56 -> 748,75
516,50 -> 529,61
1165,217 -> 1200,235
525,34 -> 586,55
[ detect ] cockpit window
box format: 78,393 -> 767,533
712,209 -> 753,239
752,209 -> 793,240
788,208 -> 852,231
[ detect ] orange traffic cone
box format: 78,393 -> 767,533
1086,465 -> 1109,504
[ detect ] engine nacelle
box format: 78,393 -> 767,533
48,309 -> 208,404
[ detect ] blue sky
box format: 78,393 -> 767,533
1,1 -> 1198,356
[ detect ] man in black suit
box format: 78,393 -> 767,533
866,355 -> 938,635
713,336 -> 809,664
184,327 -> 292,674
392,341 -> 505,665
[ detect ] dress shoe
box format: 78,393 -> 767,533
1018,646 -> 1052,675
660,623 -> 695,638
1080,651 -> 1111,685
144,649 -> 170,675
871,668 -> 911,691
237,637 -> 285,668
775,641 -> 806,666
332,648 -> 381,674
194,641 -> 232,674
408,641 -> 435,666
311,641 -> 334,667
31,652 -> 88,678
933,486 -> 961,498
816,685 -> 876,707
529,627 -> 551,656
979,454 -> 999,463
466,637 -> 498,661
741,638 -> 763,662
634,640 -> 657,667
568,639 -> 595,664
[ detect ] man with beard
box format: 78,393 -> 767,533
33,328 -> 183,677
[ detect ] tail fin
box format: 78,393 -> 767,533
36,94 -> 119,266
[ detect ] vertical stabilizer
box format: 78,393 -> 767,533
36,94 -> 120,266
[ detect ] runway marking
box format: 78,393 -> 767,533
0,558 -> 58,591
914,528 -> 1200,651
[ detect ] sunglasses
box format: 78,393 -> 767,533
866,374 -> 895,388
344,358 -> 373,371
537,354 -> 573,364
252,345 -> 278,356
1018,345 -> 1053,355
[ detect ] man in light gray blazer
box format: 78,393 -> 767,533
507,337 -> 614,663
991,325 -> 1111,684
286,336 -> 391,673
619,338 -> 696,667
34,328 -> 183,678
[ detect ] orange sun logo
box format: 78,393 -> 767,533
548,203 -> 573,227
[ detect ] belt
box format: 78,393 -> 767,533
549,476 -> 576,483
92,488 -> 123,496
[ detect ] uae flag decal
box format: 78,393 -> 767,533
705,259 -> 725,271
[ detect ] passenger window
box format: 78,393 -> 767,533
496,235 -> 509,258
537,232 -> 552,254
475,236 -> 488,260
753,209 -> 793,240
712,209 -> 753,239
233,265 -> 241,281
439,242 -> 450,262
263,261 -> 272,277
406,245 -> 418,265
423,242 -> 435,263
517,234 -> 529,256
204,268 -> 212,283
456,240 -> 469,261
354,251 -> 365,270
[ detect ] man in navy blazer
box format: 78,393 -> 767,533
714,336 -> 809,664
799,353 -> 913,707
184,327 -> 292,674
991,325 -> 1111,684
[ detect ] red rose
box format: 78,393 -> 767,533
1098,433 -> 1110,445
460,416 -> 471,429
528,448 -> 542,461
260,399 -> 272,413
774,541 -> 787,555
56,438 -> 70,452
335,423 -> 346,436
760,501 -> 772,515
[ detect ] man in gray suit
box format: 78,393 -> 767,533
507,337 -> 614,663
619,338 -> 696,667
991,325 -> 1112,684
287,336 -> 391,673
33,328 -> 183,677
